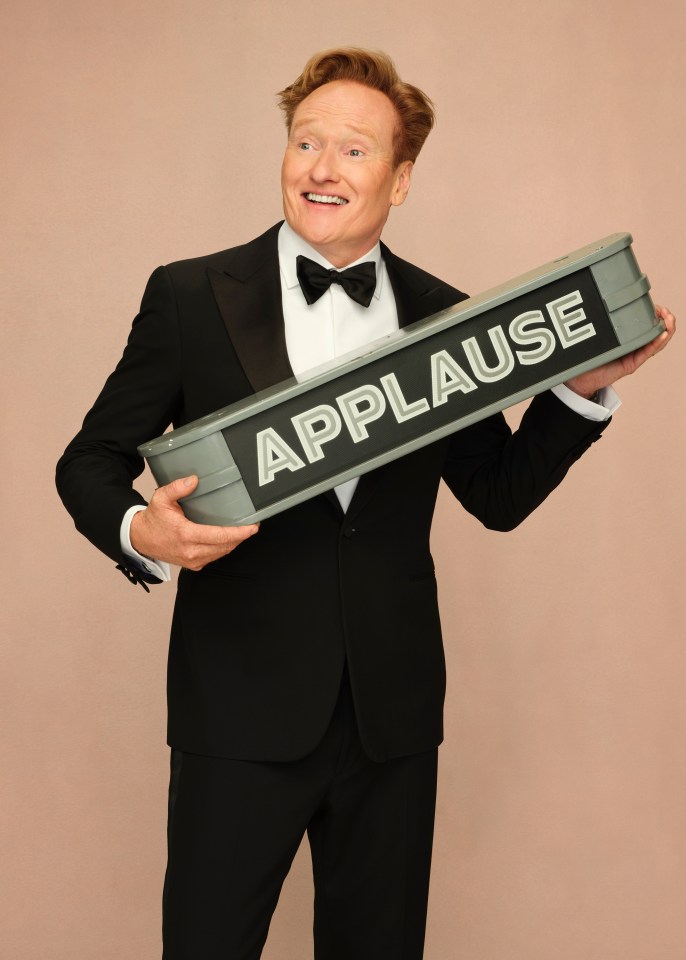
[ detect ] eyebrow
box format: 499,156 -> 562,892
290,115 -> 379,145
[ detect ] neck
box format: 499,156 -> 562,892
283,222 -> 380,269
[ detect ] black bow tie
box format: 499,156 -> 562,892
296,255 -> 377,308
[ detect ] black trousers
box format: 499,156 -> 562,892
162,674 -> 439,959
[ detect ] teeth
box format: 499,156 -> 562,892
306,193 -> 347,205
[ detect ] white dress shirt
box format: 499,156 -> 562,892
121,222 -> 620,580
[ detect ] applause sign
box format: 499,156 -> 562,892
140,233 -> 659,526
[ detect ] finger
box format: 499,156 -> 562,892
198,522 -> 260,546
155,474 -> 199,505
629,307 -> 672,366
659,307 -> 676,337
654,305 -> 676,336
647,318 -> 675,359
181,523 -> 260,569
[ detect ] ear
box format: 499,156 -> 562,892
390,160 -> 414,207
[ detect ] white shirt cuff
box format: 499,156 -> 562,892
551,383 -> 621,422
120,504 -> 172,582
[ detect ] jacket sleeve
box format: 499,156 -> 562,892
55,266 -> 183,564
441,390 -> 610,532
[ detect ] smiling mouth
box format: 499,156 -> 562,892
304,193 -> 348,205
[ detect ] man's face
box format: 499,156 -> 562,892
281,80 -> 413,268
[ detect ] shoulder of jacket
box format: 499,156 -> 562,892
161,222 -> 283,281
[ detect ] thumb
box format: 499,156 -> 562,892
157,474 -> 199,505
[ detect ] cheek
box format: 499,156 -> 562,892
281,153 -> 302,186
281,165 -> 294,190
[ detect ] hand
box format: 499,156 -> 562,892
130,475 -> 259,571
564,304 -> 676,399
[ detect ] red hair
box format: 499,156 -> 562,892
277,47 -> 436,167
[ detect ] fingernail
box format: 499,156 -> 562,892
183,477 -> 194,488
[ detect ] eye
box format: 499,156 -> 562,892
298,142 -> 313,151
348,148 -> 364,157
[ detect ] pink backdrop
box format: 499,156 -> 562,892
2,1 -> 685,957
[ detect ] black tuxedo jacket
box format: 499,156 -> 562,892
56,223 -> 609,763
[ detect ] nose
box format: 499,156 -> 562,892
309,145 -> 340,185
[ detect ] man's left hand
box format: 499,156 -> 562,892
564,304 -> 676,400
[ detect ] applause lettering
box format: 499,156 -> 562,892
220,277 -> 618,506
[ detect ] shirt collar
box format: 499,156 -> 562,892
278,221 -> 384,301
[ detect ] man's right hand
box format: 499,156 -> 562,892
130,475 -> 259,571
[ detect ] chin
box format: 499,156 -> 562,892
299,225 -> 340,251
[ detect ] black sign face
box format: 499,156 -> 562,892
223,268 -> 617,509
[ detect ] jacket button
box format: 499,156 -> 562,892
343,527 -> 356,538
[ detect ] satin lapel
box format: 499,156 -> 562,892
382,243 -> 463,330
207,223 -> 342,517
207,223 -> 294,393
345,245 -> 465,522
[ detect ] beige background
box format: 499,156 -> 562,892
2,1 -> 684,957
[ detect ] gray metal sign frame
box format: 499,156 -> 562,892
139,233 -> 661,525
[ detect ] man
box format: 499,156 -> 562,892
56,48 -> 674,960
